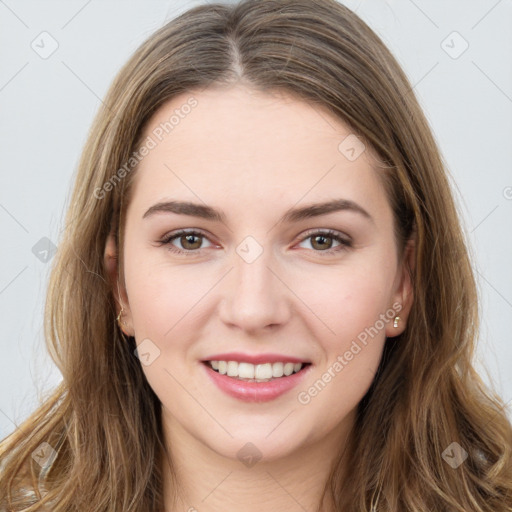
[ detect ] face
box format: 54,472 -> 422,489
105,84 -> 413,462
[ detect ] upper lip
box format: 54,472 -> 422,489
202,352 -> 311,365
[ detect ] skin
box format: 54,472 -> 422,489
104,83 -> 414,512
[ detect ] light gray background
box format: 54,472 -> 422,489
1,0 -> 511,439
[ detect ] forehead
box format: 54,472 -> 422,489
128,84 -> 389,221
143,84 -> 362,163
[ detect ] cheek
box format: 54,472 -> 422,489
125,248 -> 210,339
294,261 -> 395,348
294,268 -> 392,426
123,257 -> 206,402
292,264 -> 394,410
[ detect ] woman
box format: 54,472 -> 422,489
1,1 -> 511,511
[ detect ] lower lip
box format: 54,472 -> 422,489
201,362 -> 312,403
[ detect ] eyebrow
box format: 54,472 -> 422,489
143,198 -> 374,225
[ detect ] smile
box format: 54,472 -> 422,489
206,360 -> 307,381
201,360 -> 313,402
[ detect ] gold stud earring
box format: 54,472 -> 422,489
116,306 -> 126,326
393,316 -> 400,328
116,279 -> 128,328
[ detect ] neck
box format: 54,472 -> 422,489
161,408 -> 355,512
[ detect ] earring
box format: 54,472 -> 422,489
115,279 -> 127,328
116,306 -> 126,326
393,316 -> 400,328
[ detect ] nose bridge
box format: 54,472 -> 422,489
219,235 -> 290,330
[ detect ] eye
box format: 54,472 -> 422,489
296,229 -> 352,256
158,229 -> 213,256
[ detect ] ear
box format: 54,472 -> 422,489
385,235 -> 415,338
104,231 -> 134,336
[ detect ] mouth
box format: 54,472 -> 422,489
202,360 -> 312,383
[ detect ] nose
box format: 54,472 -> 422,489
218,245 -> 292,333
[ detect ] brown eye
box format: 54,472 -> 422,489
159,229 -> 213,255
297,229 -> 352,256
179,233 -> 203,250
310,234 -> 334,250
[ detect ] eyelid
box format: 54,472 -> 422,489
297,227 -> 352,245
294,228 -> 352,256
158,228 -> 215,254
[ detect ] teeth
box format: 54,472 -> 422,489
218,361 -> 227,375
227,361 -> 238,377
207,360 -> 305,380
239,362 -> 255,379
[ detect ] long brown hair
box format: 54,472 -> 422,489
1,1 -> 511,510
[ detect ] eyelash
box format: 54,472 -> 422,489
157,228 -> 352,257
